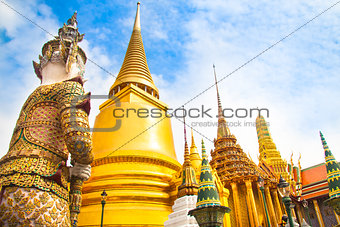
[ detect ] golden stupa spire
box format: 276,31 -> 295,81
213,65 -> 230,138
133,2 -> 141,31
183,115 -> 189,165
189,128 -> 201,175
191,129 -> 196,147
178,115 -> 198,197
109,2 -> 159,98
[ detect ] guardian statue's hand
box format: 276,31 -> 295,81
69,162 -> 92,181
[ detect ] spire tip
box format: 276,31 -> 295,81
133,2 -> 141,30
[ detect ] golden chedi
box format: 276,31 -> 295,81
78,3 -> 181,226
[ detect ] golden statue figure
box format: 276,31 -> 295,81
0,12 -> 93,226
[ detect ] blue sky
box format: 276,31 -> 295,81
1,0 -> 340,168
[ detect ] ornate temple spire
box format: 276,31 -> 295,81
255,114 -> 292,182
109,2 -> 159,98
255,115 -> 276,151
196,139 -> 221,208
177,116 -> 198,198
133,2 -> 141,31
210,67 -> 260,183
183,115 -> 189,165
213,65 -> 230,138
191,129 -> 196,148
320,131 -> 340,200
190,129 -> 201,173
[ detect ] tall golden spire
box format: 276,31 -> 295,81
183,115 -> 189,164
190,129 -> 202,175
178,116 -> 198,198
213,65 -> 230,138
109,2 -> 159,98
190,129 -> 196,148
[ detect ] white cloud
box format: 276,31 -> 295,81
154,0 -> 340,167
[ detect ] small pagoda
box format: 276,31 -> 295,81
188,140 -> 230,227
320,131 -> 340,215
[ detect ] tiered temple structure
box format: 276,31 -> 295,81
78,3 -> 181,226
209,66 -> 272,226
256,115 -> 300,224
164,118 -> 199,227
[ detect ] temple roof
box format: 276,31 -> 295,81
196,140 -> 221,208
109,2 -> 159,98
320,131 -> 340,199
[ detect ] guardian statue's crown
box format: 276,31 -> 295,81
33,12 -> 86,80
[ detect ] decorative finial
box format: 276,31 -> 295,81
183,106 -> 187,144
201,139 -> 207,157
191,128 -> 196,147
182,106 -> 190,166
213,64 -> 222,112
133,2 -> 141,31
213,65 -> 231,138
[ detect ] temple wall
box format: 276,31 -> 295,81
318,197 -> 338,226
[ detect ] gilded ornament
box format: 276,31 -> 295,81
39,191 -> 49,205
34,197 -> 41,207
44,213 -> 52,224
24,201 -> 35,216
7,197 -> 14,206
18,210 -> 26,219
